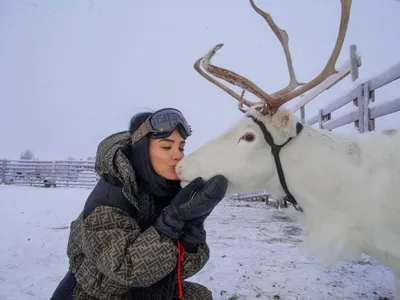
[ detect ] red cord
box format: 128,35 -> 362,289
177,240 -> 185,299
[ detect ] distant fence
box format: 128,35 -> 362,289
305,62 -> 400,132
0,159 -> 99,188
0,159 -> 276,203
226,192 -> 291,208
228,191 -> 270,202
0,159 -> 270,195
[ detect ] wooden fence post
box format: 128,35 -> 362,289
362,82 -> 371,133
357,84 -> 365,133
300,106 -> 305,124
1,160 -> 5,184
350,44 -> 361,82
318,109 -> 324,129
52,161 -> 56,187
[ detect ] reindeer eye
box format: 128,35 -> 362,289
241,132 -> 255,142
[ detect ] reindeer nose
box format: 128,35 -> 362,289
176,158 -> 202,180
177,166 -> 182,175
175,163 -> 183,176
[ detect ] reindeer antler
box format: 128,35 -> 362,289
194,0 -> 352,115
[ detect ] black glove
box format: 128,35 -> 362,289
154,177 -> 204,239
180,205 -> 213,252
181,222 -> 207,253
180,193 -> 217,251
154,175 -> 228,240
181,175 -> 229,251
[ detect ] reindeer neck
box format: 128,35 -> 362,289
280,125 -> 361,210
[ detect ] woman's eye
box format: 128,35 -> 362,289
162,147 -> 171,150
241,133 -> 255,142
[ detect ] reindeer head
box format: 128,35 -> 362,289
176,0 -> 352,195
176,106 -> 300,195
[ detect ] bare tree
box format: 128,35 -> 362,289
20,150 -> 35,160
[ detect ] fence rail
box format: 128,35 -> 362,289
0,159 -> 99,188
305,62 -> 400,133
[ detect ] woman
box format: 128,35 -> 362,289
51,108 -> 228,300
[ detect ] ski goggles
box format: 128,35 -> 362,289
132,108 -> 192,144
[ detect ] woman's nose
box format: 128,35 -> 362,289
173,150 -> 184,161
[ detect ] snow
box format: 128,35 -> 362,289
0,185 -> 396,300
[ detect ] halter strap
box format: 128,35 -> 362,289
248,115 -> 304,212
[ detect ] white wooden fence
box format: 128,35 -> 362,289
304,62 -> 400,132
0,159 -> 99,188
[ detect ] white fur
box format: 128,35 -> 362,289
176,107 -> 400,298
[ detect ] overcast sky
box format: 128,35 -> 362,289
1,0 -> 400,160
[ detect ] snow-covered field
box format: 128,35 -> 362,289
0,185 -> 396,300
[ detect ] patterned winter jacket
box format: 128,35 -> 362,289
65,131 -> 210,300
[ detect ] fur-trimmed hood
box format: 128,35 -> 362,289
94,131 -> 140,209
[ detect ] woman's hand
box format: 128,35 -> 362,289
154,175 -> 228,239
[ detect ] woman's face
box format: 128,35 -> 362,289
149,129 -> 185,180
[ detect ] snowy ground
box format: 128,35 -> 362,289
0,185 -> 396,300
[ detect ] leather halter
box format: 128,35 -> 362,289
248,115 -> 304,212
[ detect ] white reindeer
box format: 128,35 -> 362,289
176,0 -> 400,298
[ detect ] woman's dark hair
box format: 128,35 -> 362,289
129,112 -> 152,134
126,111 -> 181,197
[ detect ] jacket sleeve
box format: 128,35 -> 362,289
82,205 -> 178,288
180,243 -> 210,280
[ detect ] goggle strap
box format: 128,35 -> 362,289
131,123 -> 149,145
